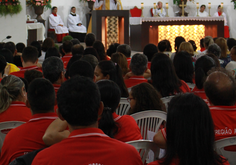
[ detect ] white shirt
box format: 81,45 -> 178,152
195,10 -> 208,17
67,13 -> 87,33
152,8 -> 166,17
49,14 -> 69,34
94,0 -> 117,10
213,12 -> 227,25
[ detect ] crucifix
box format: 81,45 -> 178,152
179,1 -> 187,17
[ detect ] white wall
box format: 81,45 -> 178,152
0,0 -> 27,44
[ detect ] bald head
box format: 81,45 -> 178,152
204,70 -> 236,106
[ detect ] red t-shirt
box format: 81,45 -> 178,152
147,62 -> 151,69
10,66 -> 42,78
0,112 -> 57,164
31,128 -> 143,165
61,54 -> 72,69
0,78 -> 2,82
0,101 -> 31,123
127,57 -> 131,68
52,84 -> 60,112
113,112 -> 142,142
179,80 -> 191,93
124,76 -> 148,88
192,86 -> 208,104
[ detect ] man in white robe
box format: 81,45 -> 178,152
213,5 -> 227,26
68,7 -> 87,33
195,5 -> 208,17
152,1 -> 166,17
94,0 -> 122,10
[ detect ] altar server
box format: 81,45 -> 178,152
49,6 -> 69,42
152,1 -> 166,17
213,5 -> 227,25
195,5 -> 208,17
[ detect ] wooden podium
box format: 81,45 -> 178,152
92,10 -> 130,49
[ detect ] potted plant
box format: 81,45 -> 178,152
232,0 -> 236,9
0,0 -> 22,16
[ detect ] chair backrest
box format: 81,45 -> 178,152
116,97 -> 130,116
131,110 -> 167,140
161,95 -> 175,111
150,8 -> 154,17
126,140 -> 160,163
215,137 -> 236,165
186,83 -> 195,91
130,6 -> 142,17
0,121 -> 25,149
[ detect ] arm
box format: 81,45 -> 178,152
153,130 -> 166,149
67,15 -> 76,26
94,0 -> 104,9
58,15 -> 65,26
49,14 -> 59,27
43,118 -> 70,146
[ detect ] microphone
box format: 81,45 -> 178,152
2,36 -> 12,42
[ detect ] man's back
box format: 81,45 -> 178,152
32,128 -> 142,165
10,66 -> 42,78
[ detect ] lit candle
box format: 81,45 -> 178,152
166,3 -> 168,8
208,2 -> 211,8
221,2 -> 223,8
141,2 -> 144,8
196,2 -> 199,8
154,3 -> 156,8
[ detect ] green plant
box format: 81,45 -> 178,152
26,0 -> 51,9
0,0 -> 22,16
232,0 -> 236,9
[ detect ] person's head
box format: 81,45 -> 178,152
59,45 -> 65,57
71,44 -> 84,56
157,1 -> 162,8
93,41 -> 106,61
69,60 -> 94,79
130,53 -> 148,76
71,38 -> 80,45
97,80 -> 120,137
174,36 -> 185,53
111,52 -> 128,76
57,76 -> 103,128
45,47 -> 60,59
151,53 -> 181,97
116,44 -> 131,58
204,36 -> 214,49
157,41 -> 167,53
42,57 -> 65,84
178,42 -> 194,56
188,40 -> 197,52
65,54 -> 83,79
22,46 -> 39,65
0,48 -> 13,63
0,75 -> 27,113
42,38 -> 55,52
173,51 -> 194,83
24,69 -> 43,85
0,56 -> 7,77
16,42 -> 25,53
200,38 -> 205,48
227,38 -> 236,51
207,43 -> 221,58
163,40 -> 172,52
30,41 -> 42,57
215,37 -> 228,58
207,53 -> 221,67
106,43 -> 120,57
52,6 -> 57,14
143,44 -> 158,61
205,68 -> 236,106
195,56 -> 216,89
128,83 -> 166,115
163,93 -> 224,165
80,54 -> 98,70
27,78 -> 55,114
230,46 -> 236,61
200,4 -> 206,12
83,48 -> 99,60
62,40 -> 73,54
0,42 -> 5,51
84,33 -> 96,47
71,6 -> 76,13
4,42 -> 16,56
217,5 -> 222,13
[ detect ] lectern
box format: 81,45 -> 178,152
92,10 -> 130,49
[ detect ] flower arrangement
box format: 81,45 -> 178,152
26,0 -> 51,9
0,0 -> 22,16
232,0 -> 236,9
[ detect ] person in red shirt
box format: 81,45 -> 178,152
32,76 -> 143,165
143,43 -> 158,69
0,75 -> 31,123
117,44 -> 132,67
149,93 -> 229,165
61,40 -> 73,69
93,41 -> 111,61
10,46 -> 42,78
124,53 -> 148,89
0,78 -> 57,165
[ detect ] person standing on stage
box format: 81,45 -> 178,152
49,6 -> 69,43
195,5 -> 208,17
152,1 -> 166,17
94,0 -> 123,10
213,5 -> 227,26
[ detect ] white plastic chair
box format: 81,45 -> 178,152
161,96 -> 174,111
215,137 -> 236,165
131,110 -> 167,140
186,83 -> 195,91
0,121 -> 25,149
115,98 -> 130,116
127,140 -> 159,163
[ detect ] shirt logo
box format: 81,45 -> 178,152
89,163 -> 103,165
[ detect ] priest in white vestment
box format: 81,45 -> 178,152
213,5 -> 227,25
68,7 -> 87,33
94,0 -> 123,10
152,2 -> 166,17
195,5 -> 208,17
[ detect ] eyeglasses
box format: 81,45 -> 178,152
127,97 -> 134,102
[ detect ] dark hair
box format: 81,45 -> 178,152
65,54 -> 83,79
84,33 -> 96,47
22,46 -> 38,63
195,56 -> 216,89
97,61 -> 129,97
204,68 -> 236,106
62,40 -> 73,53
4,42 -> 16,55
207,53 -> 221,67
0,55 -> 7,75
45,47 -> 60,59
111,52 -> 129,76
207,43 -> 221,58
83,48 -> 100,60
218,5 -> 221,8
59,45 -> 65,57
0,42 -> 5,51
107,43 -> 120,57
227,38 -> 236,51
42,57 -> 64,84
157,41 -> 167,53
81,54 -> 98,70
13,55 -> 22,67
24,69 -> 43,85
200,38 -> 205,48
173,51 -> 194,83
93,41 -> 106,61
52,6 -> 57,11
42,38 -> 55,52
16,42 -> 25,53
30,41 -> 42,57
27,78 -> 55,114
162,93 -> 226,165
69,60 -> 94,79
143,44 -> 158,61
175,36 -> 185,53
71,6 -> 75,10
0,48 -> 13,63
97,80 -> 120,138
188,40 -> 197,51
130,53 -> 148,75
163,40 -> 172,52
72,44 -> 84,56
116,44 -> 131,58
151,53 -> 182,97
71,38 -> 80,45
57,76 -> 101,126
200,4 -> 206,8
128,83 -> 166,115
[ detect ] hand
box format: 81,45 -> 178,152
77,23 -> 82,26
124,71 -> 134,79
4,64 -> 10,76
58,24 -> 63,27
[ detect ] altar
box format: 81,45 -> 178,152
130,17 -> 225,52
